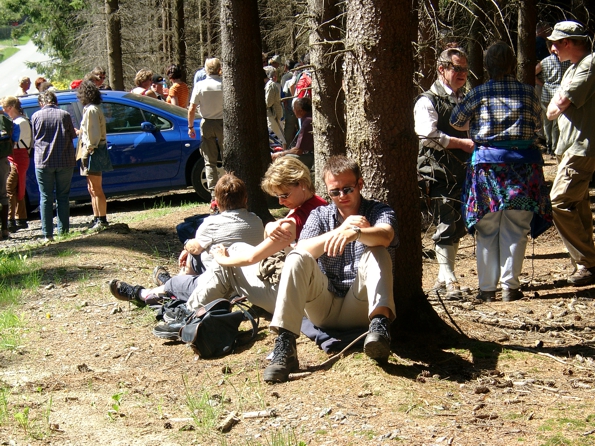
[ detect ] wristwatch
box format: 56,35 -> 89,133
351,226 -> 361,241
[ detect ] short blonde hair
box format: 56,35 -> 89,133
134,69 -> 153,86
205,58 -> 221,75
1,96 -> 23,114
261,157 -> 314,196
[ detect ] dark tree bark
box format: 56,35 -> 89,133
308,0 -> 346,193
105,0 -> 124,90
344,0 -> 440,332
416,0 -> 439,92
174,0 -> 186,81
517,0 -> 536,85
220,0 -> 273,223
468,0 -> 487,87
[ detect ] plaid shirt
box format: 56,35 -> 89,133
450,75 -> 541,145
540,54 -> 572,105
298,198 -> 398,297
32,105 -> 76,169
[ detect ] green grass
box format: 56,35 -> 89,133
0,35 -> 29,46
0,253 -> 41,350
0,47 -> 19,62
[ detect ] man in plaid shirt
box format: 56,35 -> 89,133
264,156 -> 398,383
31,90 -> 77,241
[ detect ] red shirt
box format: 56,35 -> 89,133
287,194 -> 328,239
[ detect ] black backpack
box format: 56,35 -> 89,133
0,115 -> 14,159
180,297 -> 258,358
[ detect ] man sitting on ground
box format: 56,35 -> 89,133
108,173 -> 264,304
264,155 -> 398,383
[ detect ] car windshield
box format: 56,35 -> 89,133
119,93 -> 189,118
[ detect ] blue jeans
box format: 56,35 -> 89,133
35,167 -> 73,237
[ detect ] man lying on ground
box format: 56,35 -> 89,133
108,173 -> 264,305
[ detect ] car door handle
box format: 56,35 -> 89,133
185,143 -> 191,147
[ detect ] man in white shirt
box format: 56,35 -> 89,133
414,47 -> 474,299
188,58 -> 223,208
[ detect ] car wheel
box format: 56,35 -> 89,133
190,158 -> 225,202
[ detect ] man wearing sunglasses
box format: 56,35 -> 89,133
415,47 -> 474,300
264,156 -> 398,383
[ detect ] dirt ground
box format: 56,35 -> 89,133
1,157 -> 595,446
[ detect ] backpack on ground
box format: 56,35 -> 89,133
180,297 -> 259,358
0,115 -> 14,159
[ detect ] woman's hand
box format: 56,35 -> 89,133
211,244 -> 228,259
266,218 -> 294,242
178,249 -> 189,268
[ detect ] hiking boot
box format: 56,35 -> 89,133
153,266 -> 172,286
363,315 -> 391,362
153,322 -> 184,340
109,279 -> 145,305
502,288 -> 523,302
476,290 -> 496,302
567,267 -> 595,287
445,281 -> 463,300
16,219 -> 28,230
263,329 -> 299,383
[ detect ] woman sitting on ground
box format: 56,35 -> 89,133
211,156 -> 327,267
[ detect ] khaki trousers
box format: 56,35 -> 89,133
271,247 -> 396,336
550,153 -> 595,268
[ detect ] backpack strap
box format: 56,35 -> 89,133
230,296 -> 259,345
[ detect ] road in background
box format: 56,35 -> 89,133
0,40 -> 51,98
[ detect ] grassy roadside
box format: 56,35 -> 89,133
0,35 -> 29,62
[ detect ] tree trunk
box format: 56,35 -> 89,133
174,0 -> 186,81
220,0 -> 273,223
417,0 -> 439,92
206,0 -> 213,57
105,0 -> 124,91
308,0 -> 346,193
517,0 -> 536,85
468,0 -> 486,87
345,0 -> 438,332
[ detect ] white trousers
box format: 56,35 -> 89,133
186,243 -> 278,314
271,247 -> 396,336
475,210 -> 532,291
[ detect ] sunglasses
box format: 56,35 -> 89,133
449,64 -> 469,73
275,191 -> 293,199
328,186 -> 356,197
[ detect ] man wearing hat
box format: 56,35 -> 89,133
151,74 -> 166,100
546,21 -> 595,286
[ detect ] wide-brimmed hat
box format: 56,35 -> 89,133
548,21 -> 589,41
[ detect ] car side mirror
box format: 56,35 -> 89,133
141,121 -> 157,133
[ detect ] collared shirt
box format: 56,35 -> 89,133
556,52 -> 595,157
31,105 -> 76,169
190,75 -> 223,119
450,75 -> 541,144
414,80 -> 468,150
298,198 -> 398,297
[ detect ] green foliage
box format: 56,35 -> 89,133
2,0 -> 85,77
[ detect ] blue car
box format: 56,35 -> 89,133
18,90 -> 220,206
